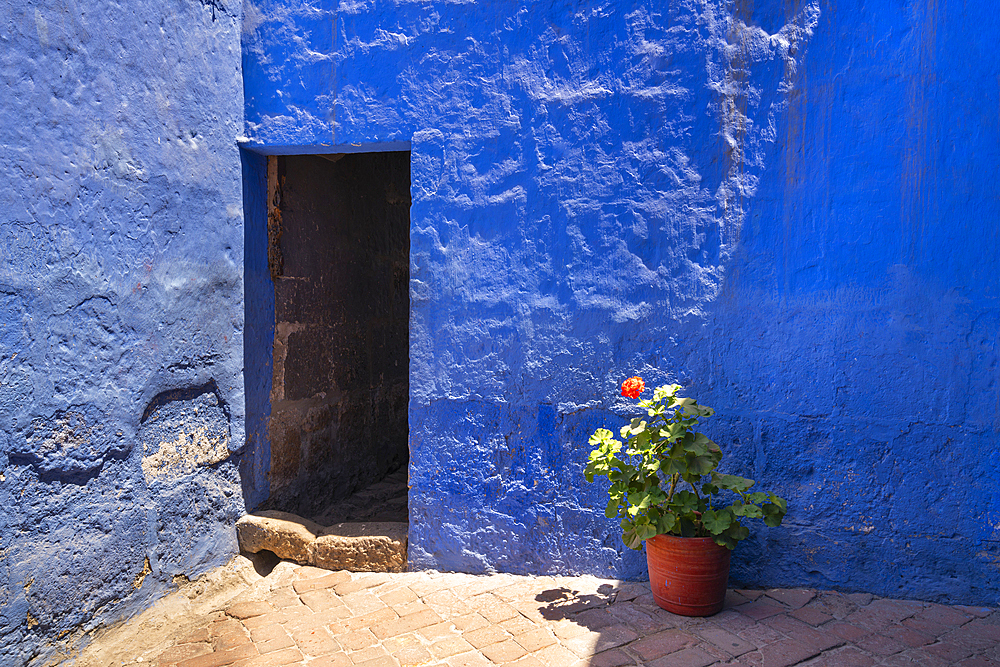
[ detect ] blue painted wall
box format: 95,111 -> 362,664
243,0 -> 1000,605
3,0 -> 998,660
0,0 -> 248,662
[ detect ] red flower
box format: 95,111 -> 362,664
621,376 -> 645,399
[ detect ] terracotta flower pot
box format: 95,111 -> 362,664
646,533 -> 731,616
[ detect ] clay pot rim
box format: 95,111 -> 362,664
647,533 -> 724,546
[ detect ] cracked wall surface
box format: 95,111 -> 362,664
0,0 -> 246,663
243,0 -> 1000,606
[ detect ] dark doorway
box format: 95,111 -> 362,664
263,151 -> 410,521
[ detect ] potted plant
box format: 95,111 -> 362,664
584,376 -> 787,616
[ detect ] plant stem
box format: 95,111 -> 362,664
667,473 -> 679,502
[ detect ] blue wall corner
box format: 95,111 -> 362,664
241,148 -> 273,510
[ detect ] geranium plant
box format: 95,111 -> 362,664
585,377 -> 787,550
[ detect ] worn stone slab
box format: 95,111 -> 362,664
237,512 -> 407,573
313,522 -> 408,573
236,511 -> 322,564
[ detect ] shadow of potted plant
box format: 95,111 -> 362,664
585,377 -> 787,616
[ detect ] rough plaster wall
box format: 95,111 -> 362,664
0,0 -> 246,662
242,0 -> 1000,605
266,153 -> 410,517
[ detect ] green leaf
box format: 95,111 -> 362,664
732,502 -> 763,519
622,529 -> 643,550
724,520 -> 750,543
701,508 -> 733,535
604,496 -> 620,519
762,502 -> 786,527
656,512 -> 677,535
672,490 -> 699,515
713,473 -> 755,493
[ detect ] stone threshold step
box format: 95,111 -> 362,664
236,510 -> 406,573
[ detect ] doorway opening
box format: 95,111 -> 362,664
262,151 -> 410,525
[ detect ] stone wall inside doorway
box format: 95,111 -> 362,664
265,152 -> 410,517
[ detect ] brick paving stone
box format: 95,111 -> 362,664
340,591 -> 391,616
423,588 -> 468,614
370,608 -> 443,640
242,607 -> 312,631
649,645 -> 718,667
630,628 -> 699,661
177,644 -> 258,667
334,628 -> 379,651
955,606 -> 995,619
878,647 -> 952,666
882,623 -> 935,648
290,625 -> 339,656
444,650 -> 492,667
763,614 -> 843,652
956,657 -> 1000,667
214,630 -> 254,651
512,626 -> 556,652
586,647 -> 634,667
923,638 -> 976,663
209,618 -> 245,638
268,587 -> 302,609
571,607 -> 618,630
352,654 -> 399,667
393,599 -> 434,617
790,606 -> 833,627
724,590 -> 751,609
331,607 -> 399,634
430,636 -> 476,659
300,587 -> 347,612
854,633 -> 907,656
291,572 -> 351,594
499,613 -> 538,636
303,653 -> 353,667
803,645 -> 876,667
463,624 -> 512,649
380,586 -> 419,606
738,599 -> 788,621
737,590 -> 765,601
757,637 -> 821,667
694,624 -> 757,657
713,609 -> 757,633
737,622 -> 786,648
480,638 -> 528,663
558,629 -> 602,658
295,565 -> 334,580
468,593 -> 522,624
910,603 -> 973,630
764,589 -> 815,610
419,620 -> 462,642
505,655 -> 547,667
384,633 -> 433,667
335,575 -> 390,597
607,603 -> 662,634
180,628 -> 211,644
824,619 -> 871,643
348,645 -> 393,664
530,642 -> 585,665
450,613 -> 490,632
232,647 -> 304,667
226,601 -> 274,620
846,593 -> 874,606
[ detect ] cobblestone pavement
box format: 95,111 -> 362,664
114,564 -> 998,667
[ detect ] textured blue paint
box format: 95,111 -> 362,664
243,0 -> 1000,605
241,149 -> 273,510
0,0 -> 247,661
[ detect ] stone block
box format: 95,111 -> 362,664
313,522 -> 407,572
236,511 -> 322,564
